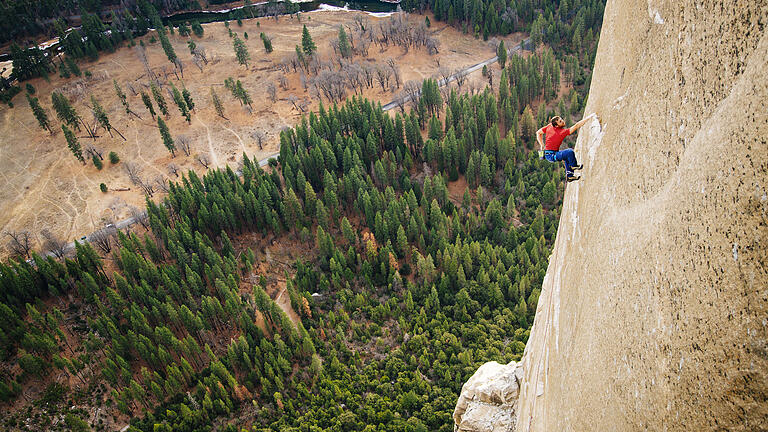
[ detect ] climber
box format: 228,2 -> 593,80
536,114 -> 594,182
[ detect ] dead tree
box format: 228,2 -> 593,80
288,94 -> 300,111
85,144 -> 104,161
155,176 -> 170,193
136,177 -> 155,197
454,68 -> 469,90
251,131 -> 266,150
386,59 -> 401,89
403,80 -> 422,108
375,66 -> 392,92
177,135 -> 192,156
129,206 -> 149,230
278,75 -> 289,91
5,230 -> 33,259
266,83 -> 277,103
437,66 -> 452,85
41,229 -> 67,259
124,162 -> 143,185
90,228 -> 114,254
426,37 -> 440,55
197,153 -> 211,168
168,163 -> 180,177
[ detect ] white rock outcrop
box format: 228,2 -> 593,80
453,361 -> 523,432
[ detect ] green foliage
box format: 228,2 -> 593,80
26,93 -> 51,133
338,25 -> 352,58
260,33 -> 273,53
157,117 -> 175,156
62,124 -> 84,163
92,155 -> 103,170
301,25 -> 316,56
100,183 -> 108,193
232,34 -> 250,67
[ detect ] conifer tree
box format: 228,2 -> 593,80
301,25 -> 316,56
91,95 -> 124,139
260,33 -> 273,53
62,124 -> 85,163
151,83 -> 169,117
171,83 -> 190,122
182,87 -> 194,111
497,40 -> 507,69
338,26 -> 352,58
157,117 -> 175,156
26,94 -> 52,133
233,34 -> 250,67
51,92 -> 81,131
141,92 -> 156,119
211,87 -> 226,119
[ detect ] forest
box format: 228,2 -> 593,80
0,0 -> 605,430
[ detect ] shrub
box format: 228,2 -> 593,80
100,183 -> 107,193
108,152 -> 119,164
25,83 -> 35,94
92,155 -> 103,170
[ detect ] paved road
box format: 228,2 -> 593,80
48,151 -> 280,258
382,38 -> 530,111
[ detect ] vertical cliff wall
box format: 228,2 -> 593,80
456,1 -> 768,431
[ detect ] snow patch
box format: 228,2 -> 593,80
312,3 -> 396,17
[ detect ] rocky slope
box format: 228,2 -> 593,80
454,1 -> 768,431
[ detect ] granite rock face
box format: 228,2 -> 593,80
456,1 -> 768,431
453,361 -> 523,432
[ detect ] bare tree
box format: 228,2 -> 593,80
124,162 -> 143,185
4,230 -> 33,259
386,58 -> 401,89
135,45 -> 157,84
129,206 -> 149,230
437,66 -> 452,85
85,144 -> 104,161
288,94 -> 300,111
136,177 -> 155,197
126,82 -> 138,96
403,80 -> 422,108
177,134 -> 192,156
251,131 -> 266,150
41,229 -> 67,259
314,71 -> 347,103
375,66 -> 392,92
278,75 -> 289,91
197,153 -> 211,168
299,73 -> 308,91
155,176 -> 170,193
357,37 -> 371,57
426,37 -> 440,55
454,68 -> 469,90
168,163 -> 180,177
266,83 -> 277,103
90,228 -> 114,254
361,63 -> 375,88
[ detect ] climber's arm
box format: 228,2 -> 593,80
569,113 -> 596,134
536,126 -> 546,150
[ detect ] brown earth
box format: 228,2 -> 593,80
0,10 -> 515,257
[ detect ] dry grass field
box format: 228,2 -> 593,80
0,10 -> 523,256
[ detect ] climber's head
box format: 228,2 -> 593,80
550,116 -> 565,128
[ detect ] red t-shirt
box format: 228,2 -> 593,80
544,125 -> 571,151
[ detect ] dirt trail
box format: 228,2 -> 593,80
196,117 -> 220,167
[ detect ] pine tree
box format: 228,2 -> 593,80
519,105 -> 535,143
211,87 -> 226,119
301,25 -> 316,56
51,92 -> 81,131
171,83 -> 190,122
141,92 -> 156,119
338,26 -> 351,58
233,34 -> 250,67
497,40 -> 507,69
113,79 -> 131,116
260,33 -> 273,53
151,83 -> 169,117
157,117 -> 175,156
159,30 -> 177,65
26,94 -> 52,133
182,87 -> 194,111
91,95 -> 123,139
62,124 -> 85,164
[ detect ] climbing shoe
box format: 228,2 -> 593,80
572,164 -> 583,170
566,175 -> 580,182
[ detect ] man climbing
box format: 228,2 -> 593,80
536,114 -> 594,182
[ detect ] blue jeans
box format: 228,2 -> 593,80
544,149 -> 578,176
